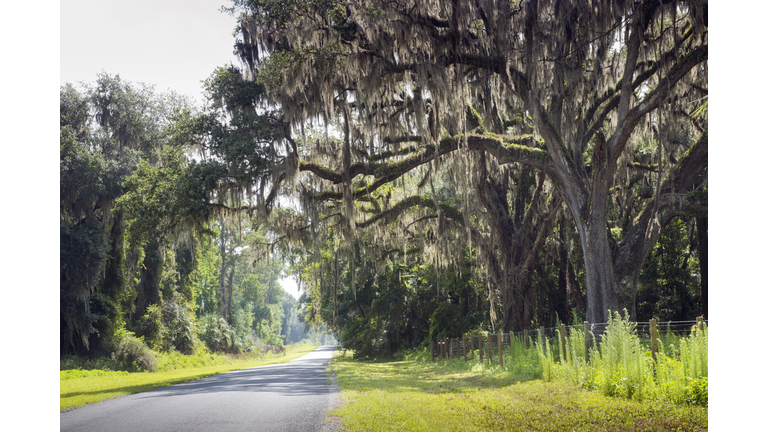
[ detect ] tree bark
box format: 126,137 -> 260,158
226,267 -> 235,324
696,217 -> 708,318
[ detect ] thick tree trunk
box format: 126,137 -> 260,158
579,222 -> 632,324
499,268 -> 534,333
696,216 -> 708,318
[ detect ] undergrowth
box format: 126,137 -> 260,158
328,349 -> 707,432
418,310 -> 707,408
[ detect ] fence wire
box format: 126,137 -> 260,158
431,319 -> 708,361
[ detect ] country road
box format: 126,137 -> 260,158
60,345 -> 341,432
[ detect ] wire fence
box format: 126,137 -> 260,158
430,317 -> 708,364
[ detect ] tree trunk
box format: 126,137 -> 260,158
219,223 -> 228,319
696,216 -> 708,318
579,221 -> 632,324
499,268 -> 533,333
226,267 -> 235,324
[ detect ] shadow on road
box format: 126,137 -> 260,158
130,345 -> 337,400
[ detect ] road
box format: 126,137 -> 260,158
61,345 -> 341,432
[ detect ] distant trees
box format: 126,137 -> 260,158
60,73 -> 321,358
60,74 -> 184,355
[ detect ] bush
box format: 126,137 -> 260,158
113,334 -> 157,372
138,297 -> 197,354
138,304 -> 165,350
198,314 -> 233,352
341,316 -> 386,359
160,296 -> 196,354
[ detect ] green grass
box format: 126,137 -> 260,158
327,354 -> 707,431
60,343 -> 320,412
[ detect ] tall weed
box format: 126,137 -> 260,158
553,310 -> 707,406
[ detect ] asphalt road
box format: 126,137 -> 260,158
61,345 -> 341,432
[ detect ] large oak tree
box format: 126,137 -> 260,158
229,0 -> 707,326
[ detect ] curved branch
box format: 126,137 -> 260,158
303,133 -> 544,203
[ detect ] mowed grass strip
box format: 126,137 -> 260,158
60,344 -> 320,412
327,356 -> 708,432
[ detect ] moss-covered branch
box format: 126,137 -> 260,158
303,133 -> 545,204
356,195 -> 464,229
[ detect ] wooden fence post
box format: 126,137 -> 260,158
650,319 -> 658,363
498,332 -> 503,366
560,324 -> 567,363
479,334 -> 483,363
470,334 -> 475,359
584,321 -> 590,363
464,335 -> 467,361
488,333 -> 494,366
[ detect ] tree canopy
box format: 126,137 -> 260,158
60,0 -> 708,361
226,0 -> 707,326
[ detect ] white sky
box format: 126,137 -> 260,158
59,0 -> 304,300
61,0 -> 243,104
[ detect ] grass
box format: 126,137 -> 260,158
60,343 -> 320,412
327,354 -> 707,431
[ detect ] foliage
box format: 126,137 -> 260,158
229,0 -> 708,330
159,296 -> 198,354
197,314 -> 234,352
112,334 -> 157,372
327,355 -> 707,431
637,219 -> 701,321
60,74 -> 190,356
552,310 -> 708,407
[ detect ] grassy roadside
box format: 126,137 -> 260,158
326,355 -> 708,432
60,344 -> 320,412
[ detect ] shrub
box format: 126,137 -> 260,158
138,304 -> 165,350
160,296 -> 196,354
198,314 -> 233,352
113,334 -> 157,372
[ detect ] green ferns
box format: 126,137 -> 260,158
550,310 -> 708,406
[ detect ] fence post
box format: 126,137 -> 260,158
488,333 -> 494,366
560,323 -> 567,363
650,318 -> 658,363
524,329 -> 529,349
463,335 -> 467,361
479,334 -> 483,363
539,326 -> 545,351
498,332 -> 503,366
584,321 -> 590,363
